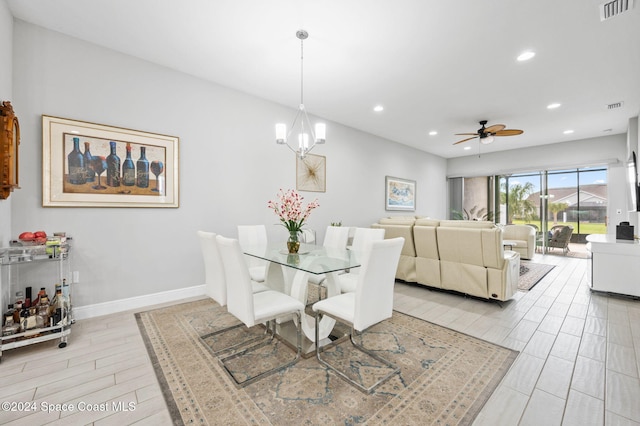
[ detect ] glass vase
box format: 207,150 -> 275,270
287,230 -> 300,254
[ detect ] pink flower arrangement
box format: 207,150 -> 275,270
267,189 -> 319,234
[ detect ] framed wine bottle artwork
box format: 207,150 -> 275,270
0,101 -> 20,200
42,115 -> 179,208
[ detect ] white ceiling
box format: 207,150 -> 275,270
6,0 -> 640,158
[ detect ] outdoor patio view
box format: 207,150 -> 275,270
499,167 -> 608,243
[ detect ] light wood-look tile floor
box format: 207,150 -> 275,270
1,250 -> 638,425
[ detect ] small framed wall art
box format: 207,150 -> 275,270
385,175 -> 416,211
296,153 -> 326,193
42,115 -> 179,207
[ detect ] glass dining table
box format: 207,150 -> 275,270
242,242 -> 362,356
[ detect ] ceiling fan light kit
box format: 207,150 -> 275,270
480,135 -> 494,144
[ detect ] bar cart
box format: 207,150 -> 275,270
0,239 -> 72,362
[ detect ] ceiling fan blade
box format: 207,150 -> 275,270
484,124 -> 506,134
494,129 -> 524,136
453,136 -> 477,145
455,133 -> 479,136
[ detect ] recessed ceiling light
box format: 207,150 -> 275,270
547,103 -> 561,109
373,105 -> 384,112
563,130 -> 574,134
464,146 -> 472,150
429,131 -> 438,136
517,51 -> 535,61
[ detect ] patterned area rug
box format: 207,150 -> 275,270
136,298 -> 518,425
519,260 -> 556,291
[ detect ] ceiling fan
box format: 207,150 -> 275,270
453,120 -> 523,145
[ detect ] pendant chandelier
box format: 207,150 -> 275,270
275,29 -> 326,159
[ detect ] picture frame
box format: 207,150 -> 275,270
42,115 -> 179,208
0,101 -> 20,200
296,154 -> 326,193
385,176 -> 416,211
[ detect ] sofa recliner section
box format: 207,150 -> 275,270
371,218 -> 418,282
414,218 -> 441,289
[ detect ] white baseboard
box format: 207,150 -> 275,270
73,284 -> 207,320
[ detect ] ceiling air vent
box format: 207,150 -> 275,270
600,0 -> 635,21
607,101 -> 624,109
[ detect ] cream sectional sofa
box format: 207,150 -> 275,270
373,217 -> 520,301
371,216 -> 419,282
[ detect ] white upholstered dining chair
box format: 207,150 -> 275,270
215,235 -> 305,387
337,227 -> 385,293
307,225 -> 351,285
300,228 -> 316,244
197,230 -> 227,306
312,237 -> 404,393
197,230 -> 269,357
237,225 -> 269,282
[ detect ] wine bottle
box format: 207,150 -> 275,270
106,141 -> 121,187
52,286 -> 68,327
62,279 -> 71,315
136,146 -> 149,188
67,137 -> 86,184
25,286 -> 32,308
122,143 -> 136,186
83,142 -> 96,182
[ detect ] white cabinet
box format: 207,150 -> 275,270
0,242 -> 73,361
586,234 -> 640,298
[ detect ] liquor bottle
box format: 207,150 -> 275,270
37,295 -> 50,328
122,143 -> 136,186
25,286 -> 32,308
106,141 -> 121,187
34,287 -> 46,307
3,304 -> 14,326
136,146 -> 149,188
67,137 -> 86,184
2,316 -> 19,338
83,142 -> 96,183
19,308 -> 29,332
21,307 -> 37,332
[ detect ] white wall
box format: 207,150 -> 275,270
0,0 -> 12,246
11,20 -> 447,309
447,134 -> 629,234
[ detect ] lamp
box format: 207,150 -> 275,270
480,135 -> 494,144
275,30 -> 325,159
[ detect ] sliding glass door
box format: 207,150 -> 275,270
498,167 -> 607,246
546,168 -> 607,243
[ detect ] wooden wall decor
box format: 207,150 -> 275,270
0,101 -> 20,199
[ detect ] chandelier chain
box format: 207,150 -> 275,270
299,32 -> 305,107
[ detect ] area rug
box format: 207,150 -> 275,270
519,260 -> 555,291
136,298 -> 518,425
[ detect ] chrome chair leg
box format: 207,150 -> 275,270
218,312 -> 302,388
314,312 -> 400,394
201,321 -> 272,356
